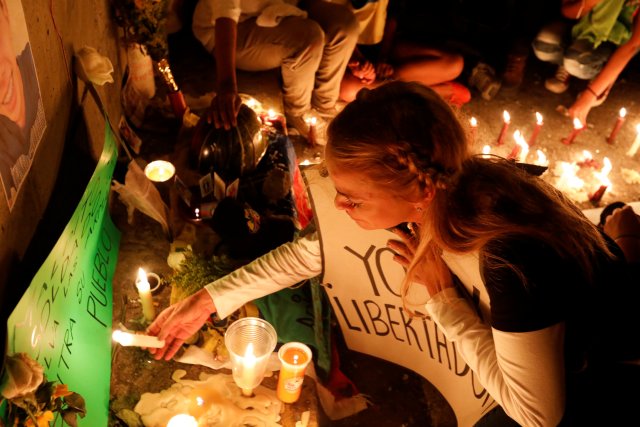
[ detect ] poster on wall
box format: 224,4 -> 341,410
0,0 -> 47,210
304,167 -> 496,427
6,125 -> 120,426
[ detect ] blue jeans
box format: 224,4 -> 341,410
532,21 -> 614,80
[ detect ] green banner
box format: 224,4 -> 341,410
7,124 -> 120,426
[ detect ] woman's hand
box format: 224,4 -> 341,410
375,62 -> 394,80
147,288 -> 217,360
387,225 -> 453,296
348,60 -> 376,84
568,90 -> 595,125
604,205 -> 640,263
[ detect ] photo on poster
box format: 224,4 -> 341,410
0,0 -> 47,210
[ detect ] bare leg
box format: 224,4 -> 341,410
391,41 -> 464,86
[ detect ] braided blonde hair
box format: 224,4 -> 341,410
326,81 -> 615,317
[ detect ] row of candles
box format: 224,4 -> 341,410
474,108 -> 640,154
472,108 -> 640,204
112,269 -> 313,426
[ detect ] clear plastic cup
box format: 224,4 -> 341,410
224,317 -> 277,396
276,342 -> 312,403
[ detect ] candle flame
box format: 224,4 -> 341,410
167,414 -> 198,427
245,98 -> 258,109
620,108 -> 627,118
594,157 -> 613,187
513,130 -> 529,162
503,110 -> 511,123
482,145 -> 491,155
557,161 -> 584,190
470,117 -> 478,127
573,117 -> 583,129
582,150 -> 593,160
196,396 -> 204,406
136,268 -> 150,292
112,330 -> 133,346
535,150 -> 548,166
268,109 -> 277,119
195,208 -> 200,218
305,116 -> 317,126
535,112 -> 543,125
244,343 -> 256,364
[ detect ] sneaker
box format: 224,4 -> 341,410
545,65 -> 570,93
502,53 -> 527,88
468,62 -> 502,100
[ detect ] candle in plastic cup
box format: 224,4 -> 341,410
277,342 -> 312,403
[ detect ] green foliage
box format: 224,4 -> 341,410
169,252 -> 240,299
111,0 -> 169,61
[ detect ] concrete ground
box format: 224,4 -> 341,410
115,24 -> 640,427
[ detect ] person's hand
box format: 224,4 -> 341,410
387,226 -> 453,296
375,62 -> 394,80
568,91 -> 595,125
147,288 -> 217,360
208,87 -> 242,130
604,205 -> 640,263
348,60 -> 376,84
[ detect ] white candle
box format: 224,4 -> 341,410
144,160 -> 175,183
240,343 -> 257,396
626,124 -> 640,157
136,268 -> 156,322
112,330 -> 165,348
166,414 -> 198,427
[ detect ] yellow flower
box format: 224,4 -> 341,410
52,383 -> 73,399
24,411 -> 54,427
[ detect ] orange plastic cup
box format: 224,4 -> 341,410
276,342 -> 312,403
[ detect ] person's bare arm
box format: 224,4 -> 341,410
569,13 -> 640,122
561,0 -> 601,19
211,17 -> 242,129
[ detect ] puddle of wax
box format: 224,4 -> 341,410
134,369 -> 283,427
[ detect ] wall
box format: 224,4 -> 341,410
0,0 -> 124,322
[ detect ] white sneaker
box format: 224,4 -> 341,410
545,65 -> 570,94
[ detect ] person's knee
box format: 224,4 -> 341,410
321,6 -> 359,44
563,57 -> 601,80
289,18 -> 325,54
444,53 -> 464,81
532,22 -> 567,64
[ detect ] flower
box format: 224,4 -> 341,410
74,46 -> 115,86
1,353 -> 44,399
1,353 -> 86,427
